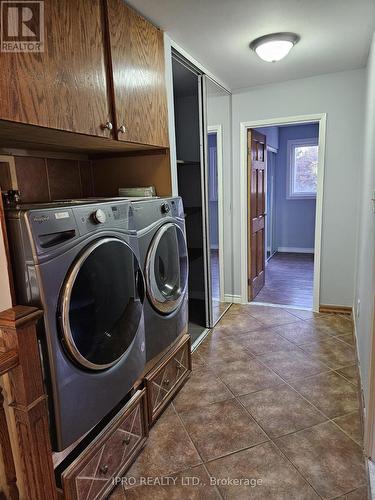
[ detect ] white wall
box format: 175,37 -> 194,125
232,69 -> 366,306
354,34 -> 375,408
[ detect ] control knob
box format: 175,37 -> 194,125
92,208 -> 107,224
161,202 -> 170,214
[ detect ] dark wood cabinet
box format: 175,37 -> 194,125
0,0 -> 170,151
0,0 -> 112,138
62,389 -> 148,500
106,0 -> 169,147
59,337 -> 191,499
145,334 -> 191,425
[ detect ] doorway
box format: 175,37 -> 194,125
172,55 -> 206,344
240,114 -> 326,311
171,52 -> 233,344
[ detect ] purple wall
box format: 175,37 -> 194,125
275,123 -> 319,251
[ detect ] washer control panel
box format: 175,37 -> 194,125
23,200 -> 134,258
91,208 -> 107,224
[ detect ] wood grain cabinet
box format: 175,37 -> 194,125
105,0 -> 169,147
145,334 -> 191,425
0,0 -> 169,149
62,389 -> 148,500
0,0 -> 113,138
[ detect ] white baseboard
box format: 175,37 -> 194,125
277,247 -> 314,254
224,294 -> 242,304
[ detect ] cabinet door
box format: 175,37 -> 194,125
0,0 -> 112,137
106,0 -> 169,147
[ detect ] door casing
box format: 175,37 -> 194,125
239,113 -> 327,312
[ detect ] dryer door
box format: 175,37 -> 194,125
146,222 -> 188,315
60,238 -> 144,370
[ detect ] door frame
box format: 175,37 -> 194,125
165,35 -> 231,196
208,124 -> 225,303
239,113 -> 327,311
265,146 -> 278,264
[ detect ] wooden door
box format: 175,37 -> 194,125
247,129 -> 266,300
106,0 -> 169,147
0,0 -> 113,137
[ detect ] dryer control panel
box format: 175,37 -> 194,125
131,197 -> 184,229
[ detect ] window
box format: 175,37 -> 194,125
287,138 -> 318,199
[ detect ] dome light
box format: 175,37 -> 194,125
250,33 -> 300,62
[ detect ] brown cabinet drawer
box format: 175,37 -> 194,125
145,334 -> 191,425
62,389 -> 148,500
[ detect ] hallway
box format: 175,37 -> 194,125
110,304 -> 368,499
254,252 -> 314,308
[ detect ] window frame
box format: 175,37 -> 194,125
287,137 -> 318,200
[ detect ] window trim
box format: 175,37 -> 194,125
287,137 -> 318,200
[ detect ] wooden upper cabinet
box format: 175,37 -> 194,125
0,0 -> 112,138
106,0 -> 169,147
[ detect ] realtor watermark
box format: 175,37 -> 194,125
113,475 -> 263,488
1,0 -> 44,52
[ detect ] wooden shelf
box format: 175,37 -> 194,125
0,120 -> 166,156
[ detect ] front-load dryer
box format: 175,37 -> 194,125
132,197 -> 188,362
6,199 -> 146,450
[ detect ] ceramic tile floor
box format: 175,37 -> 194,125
109,305 -> 371,500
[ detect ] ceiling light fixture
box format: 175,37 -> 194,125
250,32 -> 300,62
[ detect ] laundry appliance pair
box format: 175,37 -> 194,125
6,196 -> 188,450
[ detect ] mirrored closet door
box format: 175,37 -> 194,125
202,76 -> 233,327
172,51 -> 233,339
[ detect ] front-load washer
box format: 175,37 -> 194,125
6,199 -> 145,450
132,197 -> 188,362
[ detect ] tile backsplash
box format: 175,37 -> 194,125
14,156 -> 94,203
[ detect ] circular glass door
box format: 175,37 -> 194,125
146,223 -> 188,314
60,238 -> 144,371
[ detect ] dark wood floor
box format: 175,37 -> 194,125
254,252 -> 314,308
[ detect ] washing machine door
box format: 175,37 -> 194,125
60,238 -> 144,371
146,222 -> 188,315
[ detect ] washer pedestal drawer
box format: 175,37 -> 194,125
61,389 -> 148,500
145,334 -> 191,425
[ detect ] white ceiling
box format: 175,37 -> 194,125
127,0 -> 375,90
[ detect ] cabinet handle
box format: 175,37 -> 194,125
102,121 -> 113,131
122,435 -> 131,445
99,464 -> 109,475
118,125 -> 126,134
